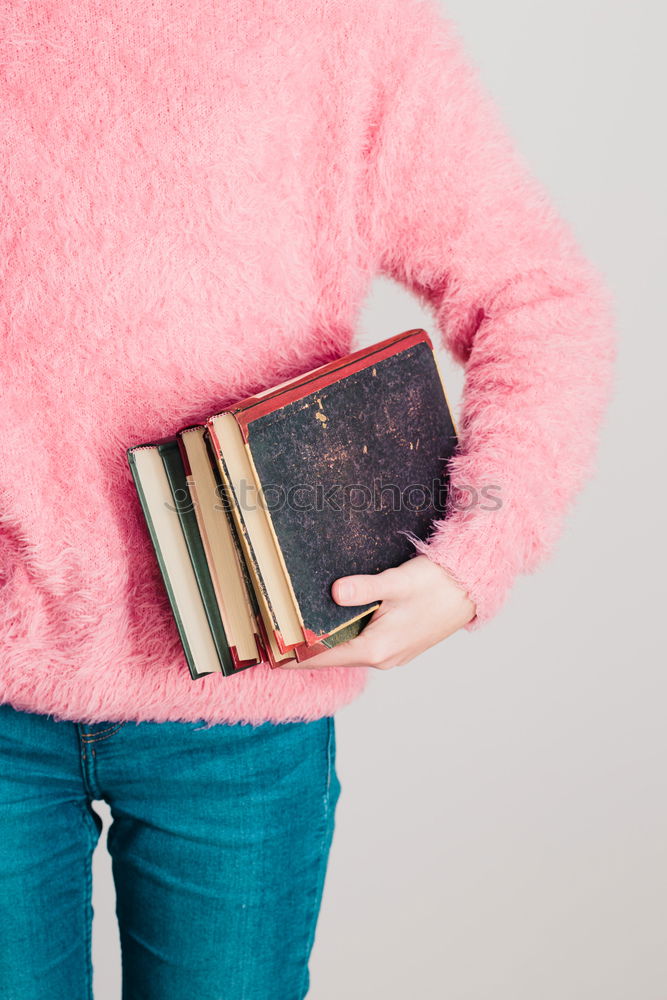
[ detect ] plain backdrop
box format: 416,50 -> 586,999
91,1 -> 666,997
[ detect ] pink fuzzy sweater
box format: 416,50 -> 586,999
0,0 -> 615,725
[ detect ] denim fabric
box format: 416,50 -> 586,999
0,703 -> 340,1000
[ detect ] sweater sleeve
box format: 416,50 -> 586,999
365,0 -> 617,628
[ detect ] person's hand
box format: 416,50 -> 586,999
281,554 -> 476,671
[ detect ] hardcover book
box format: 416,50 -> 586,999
127,328 -> 458,679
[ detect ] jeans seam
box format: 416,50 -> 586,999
78,803 -> 100,1000
296,716 -> 336,1000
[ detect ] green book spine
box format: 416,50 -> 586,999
320,611 -> 374,648
127,447 -> 211,681
158,440 -> 239,677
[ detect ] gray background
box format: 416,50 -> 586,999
91,1 -> 666,996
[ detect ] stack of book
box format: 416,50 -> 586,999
127,328 -> 458,678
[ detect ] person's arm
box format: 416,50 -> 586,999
284,0 -> 616,670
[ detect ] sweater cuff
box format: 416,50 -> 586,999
409,522 -> 502,631
406,460 -> 520,630
411,521 -> 511,631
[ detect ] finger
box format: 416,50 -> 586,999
331,566 -> 405,607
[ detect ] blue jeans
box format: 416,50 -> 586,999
0,703 -> 340,1000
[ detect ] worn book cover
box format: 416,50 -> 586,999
207,329 -> 458,649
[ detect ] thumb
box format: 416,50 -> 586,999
331,567 -> 403,606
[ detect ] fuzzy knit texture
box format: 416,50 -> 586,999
0,0 -> 616,725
